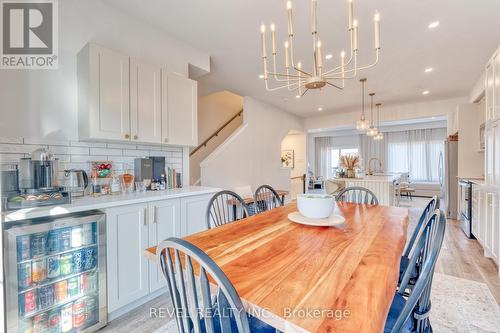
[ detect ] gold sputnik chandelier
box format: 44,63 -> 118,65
259,0 -> 381,97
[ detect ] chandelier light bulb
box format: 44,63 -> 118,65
287,1 -> 292,10
374,12 -> 380,22
341,50 -> 346,58
260,24 -> 266,33
270,23 -> 275,32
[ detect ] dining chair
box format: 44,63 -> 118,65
157,237 -> 277,333
399,196 -> 440,284
206,190 -> 251,229
335,186 -> 379,205
254,185 -> 283,213
384,210 -> 446,333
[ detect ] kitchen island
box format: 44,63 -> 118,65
337,174 -> 401,206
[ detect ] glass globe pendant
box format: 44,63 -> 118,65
366,92 -> 378,136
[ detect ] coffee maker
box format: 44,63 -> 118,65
3,148 -> 71,210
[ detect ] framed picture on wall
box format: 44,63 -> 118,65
281,150 -> 294,168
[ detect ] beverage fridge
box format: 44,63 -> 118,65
3,212 -> 107,333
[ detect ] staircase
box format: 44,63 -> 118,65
190,108 -> 243,185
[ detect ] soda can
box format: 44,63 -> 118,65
60,303 -> 73,333
32,258 -> 47,283
82,223 -> 94,246
48,309 -> 61,333
47,229 -> 60,253
38,284 -> 55,309
59,228 -> 72,251
30,232 -> 48,258
18,262 -> 32,289
33,312 -> 48,333
84,296 -> 98,324
47,255 -> 60,279
19,318 -> 33,333
17,235 -> 31,261
54,280 -> 68,303
72,299 -> 85,328
72,250 -> 84,273
82,271 -> 98,293
83,246 -> 97,271
59,254 -> 73,276
67,276 -> 80,297
71,226 -> 83,248
19,290 -> 37,316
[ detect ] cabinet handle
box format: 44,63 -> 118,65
125,134 -> 130,139
154,206 -> 158,224
134,135 -> 138,140
143,207 -> 147,226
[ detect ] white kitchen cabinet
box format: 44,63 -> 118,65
106,203 -> 149,312
486,48 -> 500,122
148,199 -> 181,292
162,71 -> 198,147
180,194 -> 212,237
130,59 -> 162,144
472,184 -> 483,242
78,44 -> 131,141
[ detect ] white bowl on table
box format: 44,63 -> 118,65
296,194 -> 335,219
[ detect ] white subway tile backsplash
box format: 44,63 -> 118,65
90,148 -> 123,156
0,137 -> 23,144
123,149 -> 149,157
107,143 -> 137,149
0,137 -> 184,177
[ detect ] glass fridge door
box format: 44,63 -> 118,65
4,213 -> 107,333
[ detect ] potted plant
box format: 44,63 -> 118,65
339,154 -> 361,178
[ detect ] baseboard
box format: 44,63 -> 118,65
108,289 -> 167,321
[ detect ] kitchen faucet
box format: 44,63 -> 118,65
367,157 -> 382,176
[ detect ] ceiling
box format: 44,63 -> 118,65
103,0 -> 500,117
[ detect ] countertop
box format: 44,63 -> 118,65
2,186 -> 220,222
336,174 -> 401,183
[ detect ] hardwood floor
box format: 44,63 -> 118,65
101,197 -> 500,332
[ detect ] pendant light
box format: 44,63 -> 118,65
356,78 -> 369,131
366,92 -> 378,136
374,103 -> 384,140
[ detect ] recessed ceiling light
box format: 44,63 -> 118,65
428,21 -> 440,29
259,74 -> 265,79
424,67 -> 433,73
325,54 -> 333,60
422,90 -> 430,95
317,107 -> 323,111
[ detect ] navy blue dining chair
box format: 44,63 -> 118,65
254,185 -> 283,213
206,191 -> 251,229
336,186 -> 379,205
399,196 -> 440,286
384,210 -> 446,333
157,238 -> 277,333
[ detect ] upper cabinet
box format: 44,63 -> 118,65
485,48 -> 500,122
162,71 -> 198,147
77,43 -> 198,146
130,59 -> 162,144
78,44 -> 130,141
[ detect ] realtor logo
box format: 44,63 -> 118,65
1,0 -> 58,69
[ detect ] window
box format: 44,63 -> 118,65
386,128 -> 446,182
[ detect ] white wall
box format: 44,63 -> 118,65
190,91 -> 243,184
457,101 -> 485,178
201,97 -> 303,194
304,97 -> 466,135
0,0 -> 210,142
281,132 -> 307,199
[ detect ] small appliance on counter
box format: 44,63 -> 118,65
62,169 -> 89,197
149,156 -> 166,180
134,158 -> 153,182
2,148 -> 71,211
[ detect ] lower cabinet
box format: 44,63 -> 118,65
106,203 -> 149,312
106,194 -> 213,313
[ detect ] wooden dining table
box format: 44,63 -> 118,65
144,202 -> 409,333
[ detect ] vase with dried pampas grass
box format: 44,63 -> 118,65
339,154 -> 361,178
